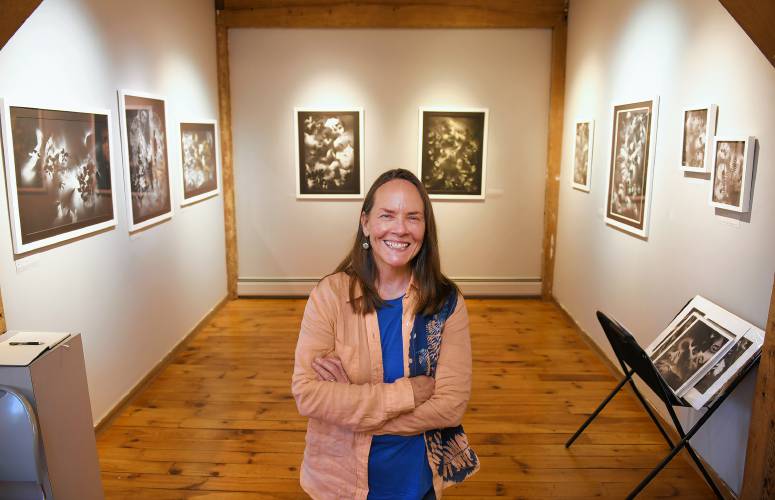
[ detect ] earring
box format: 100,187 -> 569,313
362,236 -> 370,250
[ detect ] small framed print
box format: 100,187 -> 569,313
118,90 -> 173,231
0,101 -> 118,254
709,136 -> 755,212
572,120 -> 594,192
681,105 -> 717,173
604,97 -> 660,238
294,108 -> 364,199
179,120 -> 220,206
418,107 -> 488,200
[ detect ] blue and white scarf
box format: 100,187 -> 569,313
408,293 -> 480,487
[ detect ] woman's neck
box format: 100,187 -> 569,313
376,265 -> 411,300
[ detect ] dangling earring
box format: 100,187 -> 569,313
362,235 -> 370,250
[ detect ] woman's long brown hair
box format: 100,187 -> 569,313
334,169 -> 457,315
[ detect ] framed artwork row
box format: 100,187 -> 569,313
0,93 -> 221,254
293,107 -> 490,200
572,98 -> 757,239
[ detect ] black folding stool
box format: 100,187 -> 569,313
565,311 -> 760,499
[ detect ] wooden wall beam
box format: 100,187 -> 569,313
741,276 -> 775,499
217,0 -> 564,28
216,21 -> 239,300
0,0 -> 42,51
540,15 -> 567,300
719,0 -> 775,69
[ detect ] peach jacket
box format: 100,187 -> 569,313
291,272 -> 473,499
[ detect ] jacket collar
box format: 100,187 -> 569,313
346,272 -> 418,303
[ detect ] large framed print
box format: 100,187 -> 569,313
294,108 -> 364,199
418,107 -> 488,200
0,101 -> 117,254
179,120 -> 220,206
604,98 -> 659,238
118,90 -> 173,231
681,105 -> 717,173
572,120 -> 594,192
709,136 -> 755,212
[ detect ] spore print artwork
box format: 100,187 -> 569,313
649,295 -> 765,410
572,121 -> 593,191
180,121 -> 219,205
604,99 -> 658,238
681,106 -> 716,173
295,109 -> 363,199
1,105 -> 117,253
419,109 -> 488,199
119,91 -> 172,231
693,338 -> 752,394
709,137 -> 754,212
652,317 -> 730,394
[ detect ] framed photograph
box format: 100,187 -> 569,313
0,101 -> 118,254
179,120 -> 220,206
709,136 -> 755,212
294,108 -> 364,199
646,295 -> 759,407
680,105 -> 717,173
418,107 -> 488,200
604,98 -> 659,238
572,120 -> 594,192
118,90 -> 173,231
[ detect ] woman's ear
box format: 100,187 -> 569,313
360,211 -> 368,237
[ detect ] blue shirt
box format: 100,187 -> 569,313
367,295 -> 433,500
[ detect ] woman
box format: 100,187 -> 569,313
292,169 -> 478,499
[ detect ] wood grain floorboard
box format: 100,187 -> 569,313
97,298 -> 714,498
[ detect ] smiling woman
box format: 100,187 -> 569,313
291,169 -> 478,499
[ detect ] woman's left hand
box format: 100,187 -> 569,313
312,355 -> 351,384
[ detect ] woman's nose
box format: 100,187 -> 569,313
392,217 -> 408,234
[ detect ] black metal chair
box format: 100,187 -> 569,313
565,311 -> 759,499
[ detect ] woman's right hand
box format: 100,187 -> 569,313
409,376 -> 435,407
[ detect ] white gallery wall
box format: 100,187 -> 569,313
555,0 -> 775,493
0,0 -> 227,422
230,29 -> 551,295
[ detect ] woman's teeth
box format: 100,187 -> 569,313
384,240 -> 409,249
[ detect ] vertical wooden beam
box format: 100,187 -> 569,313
741,276 -> 775,500
541,15 -> 567,300
216,20 -> 238,299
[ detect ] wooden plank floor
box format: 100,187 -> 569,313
97,298 -> 714,498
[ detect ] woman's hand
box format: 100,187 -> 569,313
409,376 -> 435,407
312,355 -> 351,384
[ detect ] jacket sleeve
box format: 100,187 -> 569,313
372,294 -> 472,436
291,278 -> 416,432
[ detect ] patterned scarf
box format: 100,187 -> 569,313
408,293 -> 480,487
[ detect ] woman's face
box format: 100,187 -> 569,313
361,179 -> 425,276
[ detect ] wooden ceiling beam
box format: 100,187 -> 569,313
216,1 -> 565,28
0,0 -> 42,51
719,0 -> 775,69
